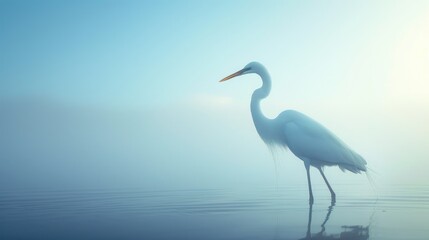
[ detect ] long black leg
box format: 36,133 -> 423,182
306,204 -> 313,238
318,167 -> 336,203
305,163 -> 314,205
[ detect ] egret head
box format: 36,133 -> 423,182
219,62 -> 263,82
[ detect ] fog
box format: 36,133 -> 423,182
1,1 -> 429,192
0,98 -> 270,191
1,94 -> 428,192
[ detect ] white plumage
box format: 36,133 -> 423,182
220,62 -> 367,204
280,110 -> 367,173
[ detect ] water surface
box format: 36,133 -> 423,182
1,184 -> 428,239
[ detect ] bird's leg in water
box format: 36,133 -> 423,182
318,168 -> 336,203
306,204 -> 313,238
321,203 -> 334,231
305,163 -> 314,205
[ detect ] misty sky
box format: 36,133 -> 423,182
1,0 -> 429,191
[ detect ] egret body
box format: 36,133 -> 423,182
220,62 -> 367,204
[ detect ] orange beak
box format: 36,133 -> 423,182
219,67 -> 250,82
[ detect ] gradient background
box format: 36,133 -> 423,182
1,0 -> 428,192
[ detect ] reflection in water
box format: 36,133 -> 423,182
300,204 -> 369,240
2,186 -> 429,239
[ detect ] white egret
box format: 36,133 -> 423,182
220,62 -> 367,204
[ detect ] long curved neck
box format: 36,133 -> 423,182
251,67 -> 272,140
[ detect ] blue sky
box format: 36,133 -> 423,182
1,0 -> 428,105
3,0 -> 423,107
1,1 -> 429,191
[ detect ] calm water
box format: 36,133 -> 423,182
1,184 -> 428,240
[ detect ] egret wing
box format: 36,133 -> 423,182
281,111 -> 366,172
